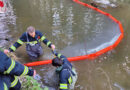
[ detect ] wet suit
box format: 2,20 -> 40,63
53,51 -> 78,90
0,50 -> 34,90
9,30 -> 53,60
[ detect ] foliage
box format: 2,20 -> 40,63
20,76 -> 42,90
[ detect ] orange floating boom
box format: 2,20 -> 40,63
24,0 -> 124,67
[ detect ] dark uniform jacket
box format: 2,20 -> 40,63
53,52 -> 74,90
9,30 -> 52,52
0,51 -> 34,90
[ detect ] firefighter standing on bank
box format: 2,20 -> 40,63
4,26 -> 55,60
0,48 -> 36,90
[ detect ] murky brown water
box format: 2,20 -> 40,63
1,0 -> 130,90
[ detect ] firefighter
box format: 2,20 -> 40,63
0,49 -> 36,90
4,26 -> 55,60
51,50 -> 77,90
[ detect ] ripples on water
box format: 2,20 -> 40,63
0,0 -> 16,48
3,0 -> 130,89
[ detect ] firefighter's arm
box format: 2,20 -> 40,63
4,58 -> 34,76
52,50 -> 66,60
38,31 -> 55,49
41,35 -> 54,48
9,33 -> 26,52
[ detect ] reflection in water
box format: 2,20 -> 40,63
0,0 -> 16,48
65,7 -> 73,45
114,83 -> 124,90
96,67 -> 112,90
11,0 -> 130,89
93,0 -> 117,8
123,56 -> 130,74
51,1 -> 75,47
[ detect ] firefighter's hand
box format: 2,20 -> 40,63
51,44 -> 55,50
33,70 -> 36,77
4,49 -> 10,54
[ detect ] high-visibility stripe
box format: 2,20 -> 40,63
17,39 -> 24,45
40,36 -> 46,41
4,83 -> 8,90
47,41 -> 51,47
25,41 -> 38,44
11,76 -> 18,87
4,59 -> 15,74
58,54 -> 62,58
68,76 -> 72,84
21,66 -> 29,76
60,83 -> 68,89
10,45 -> 16,51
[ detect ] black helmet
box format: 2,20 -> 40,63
52,57 -> 63,66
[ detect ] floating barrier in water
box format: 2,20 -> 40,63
24,0 -> 124,67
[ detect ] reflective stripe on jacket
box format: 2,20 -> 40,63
53,52 -> 75,90
0,51 -> 34,76
0,74 -> 19,90
0,51 -> 34,89
9,30 -> 52,52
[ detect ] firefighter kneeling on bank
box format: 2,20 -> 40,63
0,49 -> 36,90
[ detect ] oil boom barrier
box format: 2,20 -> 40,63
24,0 -> 124,67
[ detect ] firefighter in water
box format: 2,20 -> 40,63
51,50 -> 78,90
4,26 -> 55,60
0,48 -> 36,90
